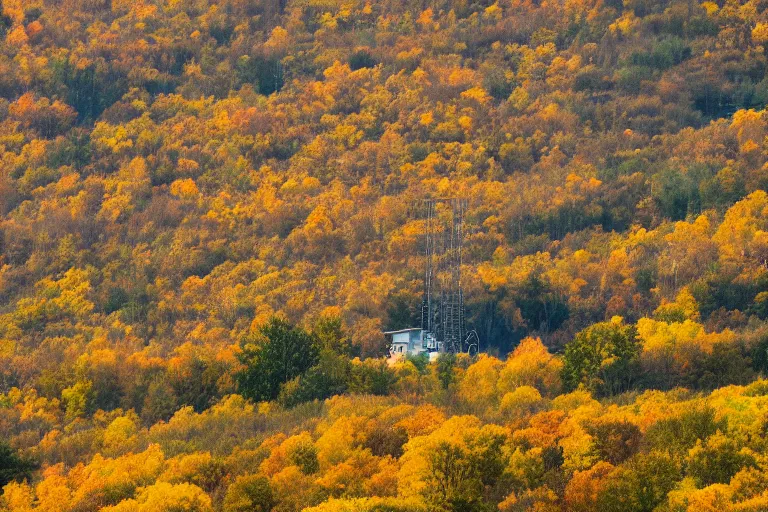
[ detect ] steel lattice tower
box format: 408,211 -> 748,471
421,198 -> 467,353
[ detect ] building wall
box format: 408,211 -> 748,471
392,332 -> 411,346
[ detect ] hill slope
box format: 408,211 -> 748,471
3,0 -> 768,510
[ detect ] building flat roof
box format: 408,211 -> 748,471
383,327 -> 424,335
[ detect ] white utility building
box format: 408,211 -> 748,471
384,328 -> 439,361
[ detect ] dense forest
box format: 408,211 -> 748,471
3,0 -> 768,510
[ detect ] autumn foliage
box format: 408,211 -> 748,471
3,0 -> 768,510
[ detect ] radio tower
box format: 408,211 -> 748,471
421,198 -> 468,353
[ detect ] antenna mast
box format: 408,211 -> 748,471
421,198 -> 468,353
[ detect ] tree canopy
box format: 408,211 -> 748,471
2,0 -> 768,510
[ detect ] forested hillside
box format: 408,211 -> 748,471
3,0 -> 768,510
